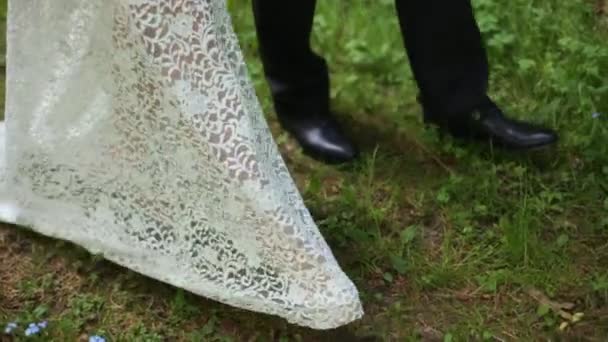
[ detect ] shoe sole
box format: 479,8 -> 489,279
300,146 -> 359,165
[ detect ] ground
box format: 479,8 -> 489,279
1,0 -> 608,341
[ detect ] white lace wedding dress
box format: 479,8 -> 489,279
0,0 -> 362,329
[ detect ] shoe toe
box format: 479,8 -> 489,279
300,126 -> 358,163
524,129 -> 558,148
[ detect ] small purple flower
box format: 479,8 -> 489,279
37,321 -> 48,329
89,335 -> 107,342
3,322 -> 18,334
24,323 -> 41,336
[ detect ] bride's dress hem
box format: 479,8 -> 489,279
0,179 -> 363,330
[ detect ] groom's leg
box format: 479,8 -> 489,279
394,0 -> 557,149
252,0 -> 358,163
252,0 -> 329,116
395,0 -> 489,120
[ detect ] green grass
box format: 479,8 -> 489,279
1,0 -> 608,340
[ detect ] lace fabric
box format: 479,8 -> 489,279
0,0 -> 363,329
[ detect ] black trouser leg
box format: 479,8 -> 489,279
395,0 -> 490,120
252,0 -> 489,121
252,0 -> 329,117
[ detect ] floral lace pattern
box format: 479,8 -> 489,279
0,0 -> 363,329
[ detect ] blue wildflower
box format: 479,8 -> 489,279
3,322 -> 18,334
37,321 -> 48,329
89,335 -> 107,342
592,112 -> 601,119
24,322 -> 41,336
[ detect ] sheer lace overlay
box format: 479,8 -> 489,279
0,0 -> 363,329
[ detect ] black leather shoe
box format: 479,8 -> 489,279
426,101 -> 558,150
277,114 -> 359,164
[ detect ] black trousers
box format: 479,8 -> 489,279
252,0 -> 490,119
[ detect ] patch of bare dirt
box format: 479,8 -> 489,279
0,225 -> 35,313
